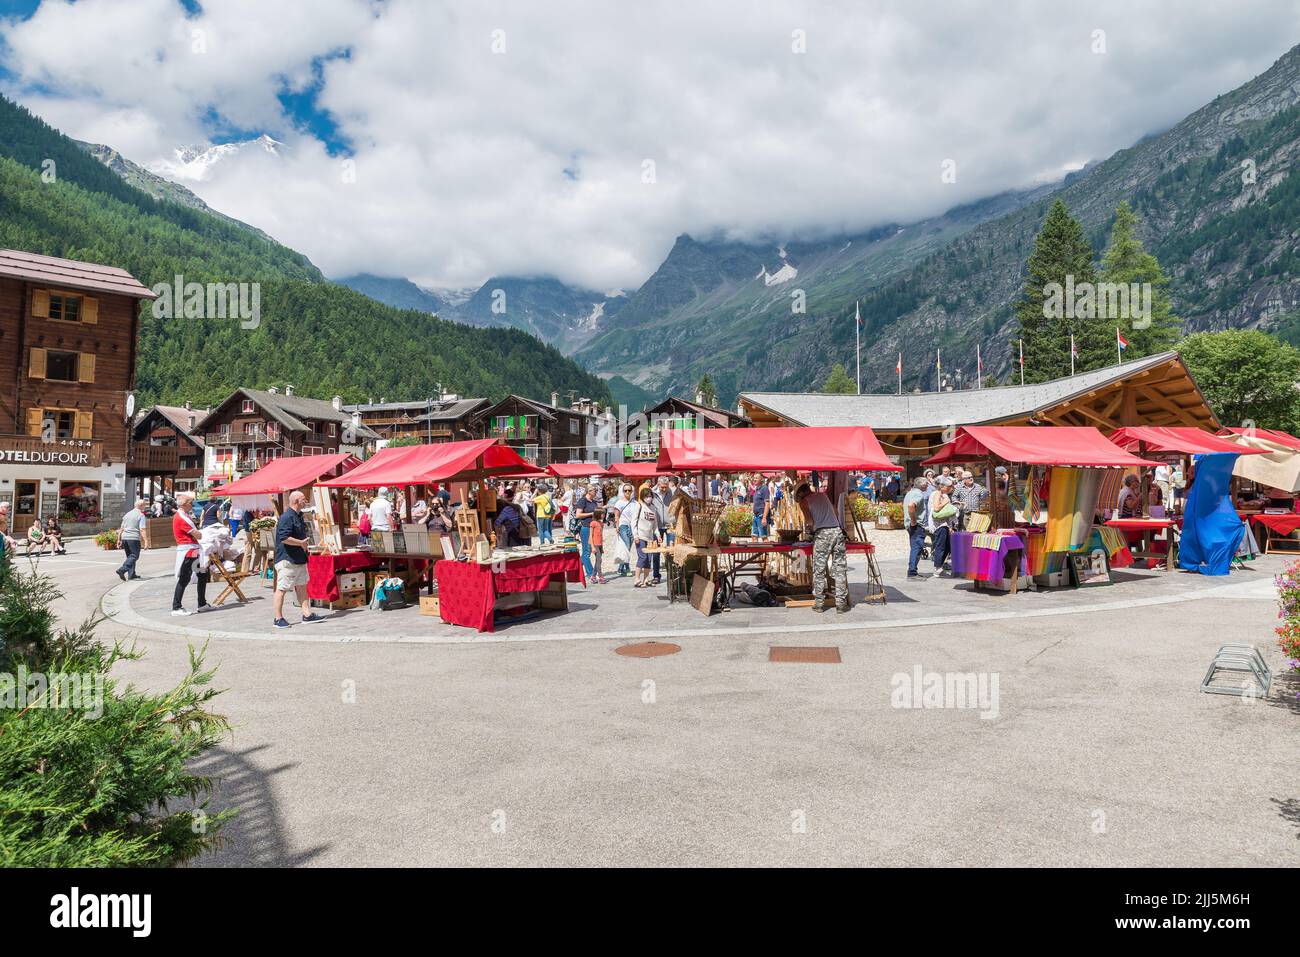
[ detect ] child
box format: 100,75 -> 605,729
589,510 -> 606,584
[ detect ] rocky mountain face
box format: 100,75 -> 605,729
576,43 -> 1300,404
76,140 -> 272,240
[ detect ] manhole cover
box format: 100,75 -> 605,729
615,641 -> 681,658
769,646 -> 841,664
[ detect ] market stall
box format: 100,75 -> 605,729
207,453 -> 362,596
1218,432 -> 1300,554
318,439 -> 581,629
652,426 -> 902,612
547,462 -> 609,479
924,426 -> 1162,590
609,461 -> 673,481
1108,427 -> 1263,571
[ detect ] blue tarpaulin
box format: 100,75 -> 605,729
1178,452 -> 1244,576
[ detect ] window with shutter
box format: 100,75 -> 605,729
81,297 -> 98,324
31,290 -> 50,318
74,411 -> 94,440
26,408 -> 43,437
28,347 -> 47,379
77,353 -> 95,383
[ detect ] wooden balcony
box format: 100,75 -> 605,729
128,442 -> 180,474
204,430 -> 284,446
489,426 -> 538,442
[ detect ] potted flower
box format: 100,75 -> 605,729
95,528 -> 120,550
249,516 -> 277,550
874,502 -> 904,530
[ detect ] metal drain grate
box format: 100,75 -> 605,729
615,641 -> 682,658
769,646 -> 841,664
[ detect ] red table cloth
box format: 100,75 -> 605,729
306,551 -> 384,601
435,552 -> 585,633
1248,513 -> 1300,535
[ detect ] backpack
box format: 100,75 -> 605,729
358,511 -> 372,535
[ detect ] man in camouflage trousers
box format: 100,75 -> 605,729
796,482 -> 850,613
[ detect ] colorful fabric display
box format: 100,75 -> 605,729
950,531 -> 1028,582
972,532 -> 1003,550
1045,467 -> 1105,552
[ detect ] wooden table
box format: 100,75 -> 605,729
1105,518 -> 1178,571
1244,512 -> 1300,554
434,551 -> 585,632
660,540 -> 883,607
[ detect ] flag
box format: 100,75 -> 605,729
1070,335 -> 1078,358
1117,328 -> 1130,351
895,352 -> 902,375
855,301 -> 862,327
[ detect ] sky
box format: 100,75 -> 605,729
1,0 -> 1298,293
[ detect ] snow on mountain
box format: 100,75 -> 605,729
154,134 -> 284,181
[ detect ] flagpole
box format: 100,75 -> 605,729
897,352 -> 902,395
936,348 -> 941,392
1070,333 -> 1075,377
976,343 -> 982,389
1019,339 -> 1024,386
1116,326 -> 1121,366
855,300 -> 861,395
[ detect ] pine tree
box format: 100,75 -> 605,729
1016,200 -> 1097,381
695,373 -> 718,407
1098,202 -> 1180,357
821,363 -> 856,394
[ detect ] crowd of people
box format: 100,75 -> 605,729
901,466 -> 993,579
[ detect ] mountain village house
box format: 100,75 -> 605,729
344,394 -> 489,446
474,393 -> 621,467
193,386 -> 379,483
624,395 -> 751,460
128,402 -> 209,497
0,249 -> 155,535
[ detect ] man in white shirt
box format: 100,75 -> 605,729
1153,463 -> 1172,510
369,487 -> 394,532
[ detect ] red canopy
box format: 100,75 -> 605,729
923,426 -> 1161,467
1217,427 -> 1300,451
212,453 -> 359,496
318,439 -> 542,488
1109,426 -> 1266,456
610,461 -> 673,479
547,462 -> 609,478
657,426 -> 899,472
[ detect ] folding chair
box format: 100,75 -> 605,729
210,558 -> 255,605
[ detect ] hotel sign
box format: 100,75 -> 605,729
0,439 -> 99,467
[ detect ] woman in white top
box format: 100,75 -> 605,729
610,483 -> 634,576
626,486 -> 661,588
926,476 -> 956,575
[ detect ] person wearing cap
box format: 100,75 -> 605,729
902,476 -> 931,578
795,481 -> 849,613
369,486 -> 394,534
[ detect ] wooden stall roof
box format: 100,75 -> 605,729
738,352 -> 1217,458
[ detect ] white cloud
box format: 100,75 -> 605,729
3,0 -> 1299,291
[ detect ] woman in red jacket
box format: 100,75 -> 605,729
171,491 -> 210,616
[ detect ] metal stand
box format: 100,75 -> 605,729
1200,643 -> 1272,698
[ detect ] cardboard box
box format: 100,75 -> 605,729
538,577 -> 568,610
1032,571 -> 1069,589
418,595 -> 440,617
337,571 -> 366,594
330,592 -> 367,610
